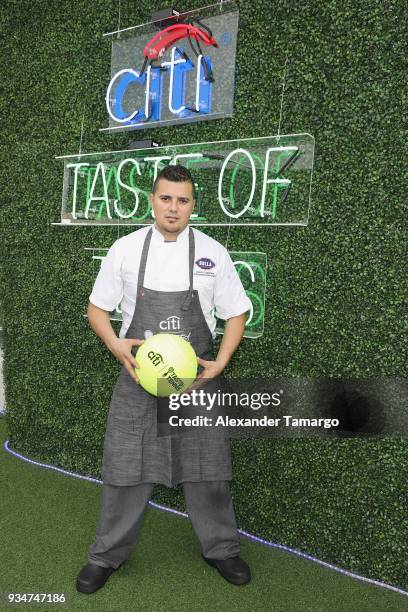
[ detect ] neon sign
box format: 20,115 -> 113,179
55,134 -> 314,226
87,249 -> 267,339
102,2 -> 238,132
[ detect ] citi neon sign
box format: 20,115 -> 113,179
102,5 -> 239,131
106,21 -> 218,127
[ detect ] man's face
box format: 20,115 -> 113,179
150,178 -> 195,238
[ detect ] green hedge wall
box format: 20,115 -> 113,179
1,0 -> 407,590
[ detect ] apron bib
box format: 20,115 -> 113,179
101,227 -> 232,487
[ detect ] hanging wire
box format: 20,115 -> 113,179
225,221 -> 231,250
277,52 -> 289,140
117,0 -> 121,37
224,53 -> 289,247
117,0 -> 122,237
78,111 -> 85,156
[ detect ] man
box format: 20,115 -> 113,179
76,164 -> 252,593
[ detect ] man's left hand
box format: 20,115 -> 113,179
184,357 -> 225,394
196,357 -> 226,380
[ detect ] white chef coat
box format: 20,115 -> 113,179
89,224 -> 251,339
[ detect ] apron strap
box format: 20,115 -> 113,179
137,227 -> 153,295
181,227 -> 195,311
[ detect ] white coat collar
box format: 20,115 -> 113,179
151,223 -> 190,244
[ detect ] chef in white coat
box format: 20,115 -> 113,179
76,164 -> 252,594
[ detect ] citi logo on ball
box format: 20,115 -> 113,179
147,350 -> 164,366
195,257 -> 215,270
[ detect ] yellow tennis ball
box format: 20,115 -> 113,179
135,333 -> 198,397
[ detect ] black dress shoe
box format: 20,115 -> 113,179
202,554 -> 251,585
76,562 -> 120,594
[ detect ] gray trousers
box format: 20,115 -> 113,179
87,481 -> 240,569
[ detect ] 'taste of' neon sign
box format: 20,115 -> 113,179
57,134 -> 314,226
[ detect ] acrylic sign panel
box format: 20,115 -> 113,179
87,248 -> 267,339
102,1 -> 239,132
57,134 -> 314,227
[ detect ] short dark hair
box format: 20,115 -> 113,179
152,164 -> 195,196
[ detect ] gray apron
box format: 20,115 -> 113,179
101,227 -> 232,487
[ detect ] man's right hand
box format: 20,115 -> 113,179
86,303 -> 145,384
108,338 -> 145,384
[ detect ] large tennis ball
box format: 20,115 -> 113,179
135,333 -> 197,397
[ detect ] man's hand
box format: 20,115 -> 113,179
108,338 -> 145,384
185,313 -> 247,394
184,357 -> 226,394
196,356 -> 226,380
87,303 -> 145,384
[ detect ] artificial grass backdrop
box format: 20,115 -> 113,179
1,417 -> 407,611
0,0 -> 406,593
